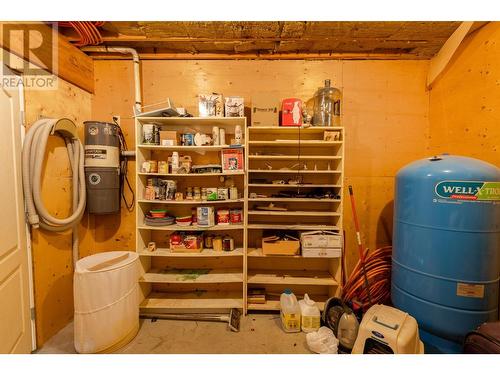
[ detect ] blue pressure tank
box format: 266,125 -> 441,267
391,155 -> 500,354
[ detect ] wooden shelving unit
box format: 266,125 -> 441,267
135,119 -> 344,315
245,125 -> 344,312
135,116 -> 247,314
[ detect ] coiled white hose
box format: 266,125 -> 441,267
22,118 -> 86,266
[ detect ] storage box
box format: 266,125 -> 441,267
197,206 -> 215,226
300,231 -> 342,258
225,96 -> 244,117
169,232 -> 203,253
262,237 -> 300,256
159,130 -> 178,146
221,148 -> 244,172
281,98 -> 303,126
251,94 -> 279,127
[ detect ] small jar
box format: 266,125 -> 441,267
186,187 -> 193,200
201,187 -> 207,201
194,187 -> 201,201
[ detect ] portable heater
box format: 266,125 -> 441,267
351,304 -> 424,354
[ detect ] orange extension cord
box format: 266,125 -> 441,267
342,246 -> 393,309
58,21 -> 104,47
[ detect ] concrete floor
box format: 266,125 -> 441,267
37,313 -> 314,354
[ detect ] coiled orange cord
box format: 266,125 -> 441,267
342,246 -> 392,309
58,21 -> 104,47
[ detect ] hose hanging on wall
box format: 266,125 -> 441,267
22,118 -> 86,266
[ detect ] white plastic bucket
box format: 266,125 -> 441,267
74,251 -> 139,353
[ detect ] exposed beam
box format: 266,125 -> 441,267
86,51 -> 419,61
427,22 -> 488,89
0,22 -> 94,93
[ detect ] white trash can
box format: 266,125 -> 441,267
74,251 -> 139,353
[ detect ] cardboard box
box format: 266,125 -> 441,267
170,232 -> 203,253
281,98 -> 303,126
262,238 -> 300,256
302,247 -> 342,258
160,130 -> 178,146
225,96 -> 244,117
300,231 -> 342,258
251,94 -> 279,127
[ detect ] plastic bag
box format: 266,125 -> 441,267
306,326 -> 340,354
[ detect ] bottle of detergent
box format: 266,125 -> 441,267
280,289 -> 301,332
299,294 -> 321,333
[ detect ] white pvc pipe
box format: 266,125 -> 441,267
81,46 -> 142,114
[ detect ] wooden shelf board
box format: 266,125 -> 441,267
247,270 -> 337,286
248,184 -> 341,188
248,126 -> 343,132
249,155 -> 341,160
247,224 -> 339,231
248,141 -> 342,146
248,210 -> 340,217
138,248 -> 244,257
247,198 -> 340,203
248,298 -> 326,311
136,116 -> 246,126
247,248 -> 340,259
140,268 -> 244,284
140,291 -> 243,310
138,171 -> 244,177
138,224 -> 245,231
138,145 -> 244,151
248,169 -> 340,174
138,199 -> 244,205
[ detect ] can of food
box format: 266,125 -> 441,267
204,234 -> 213,249
229,186 -> 238,200
213,236 -> 222,251
158,160 -> 168,174
230,209 -> 242,224
216,209 -> 230,225
222,236 -> 234,251
217,187 -> 229,200
194,187 -> 201,201
181,133 -> 194,146
148,160 -> 158,173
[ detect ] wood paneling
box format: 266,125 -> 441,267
24,76 -> 92,347
92,58 -> 430,275
0,22 -> 94,93
429,21 -> 500,167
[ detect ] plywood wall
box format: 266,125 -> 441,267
92,59 -> 431,275
429,22 -> 500,167
24,79 -> 92,347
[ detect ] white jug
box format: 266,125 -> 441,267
299,294 -> 321,333
280,289 -> 301,333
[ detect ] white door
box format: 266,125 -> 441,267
0,67 -> 33,353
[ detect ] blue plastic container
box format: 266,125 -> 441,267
391,155 -> 500,353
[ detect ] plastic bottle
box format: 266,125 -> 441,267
171,151 -> 179,173
299,294 -> 321,333
280,289 -> 301,333
235,125 -> 242,145
337,309 -> 359,350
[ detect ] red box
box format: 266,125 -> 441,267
281,98 -> 303,126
